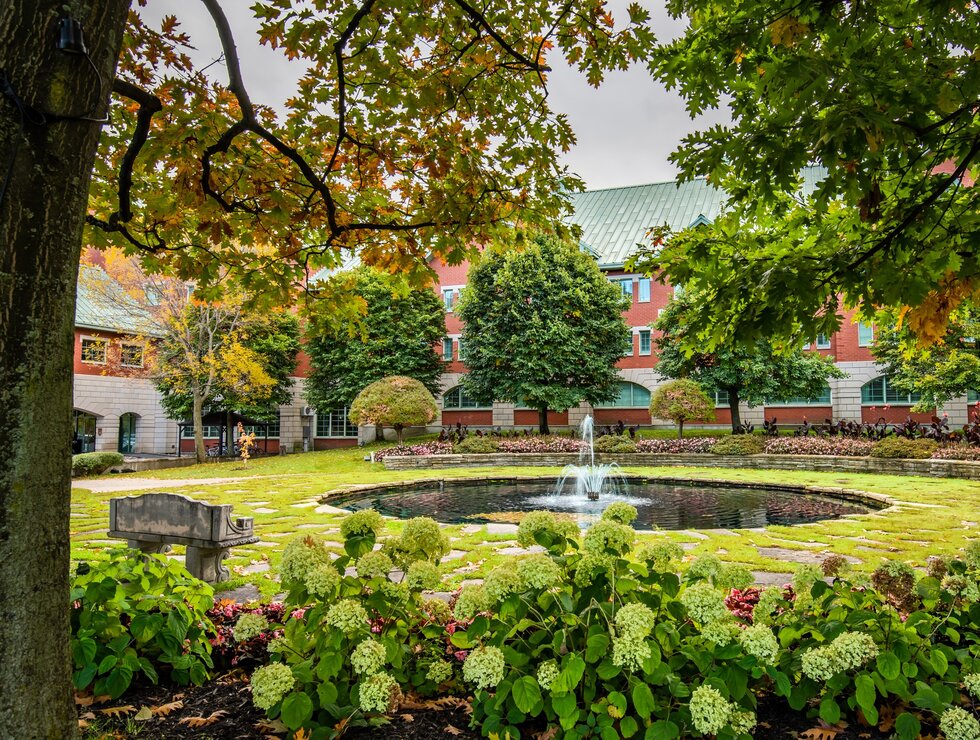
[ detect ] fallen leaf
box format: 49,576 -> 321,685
77,719 -> 90,729
179,710 -> 228,728
80,712 -> 96,720
150,700 -> 184,716
92,694 -> 113,705
401,713 -> 415,722
134,706 -> 154,721
98,705 -> 136,718
800,728 -> 841,740
74,692 -> 94,707
446,725 -> 463,736
534,727 -> 559,740
255,718 -> 288,733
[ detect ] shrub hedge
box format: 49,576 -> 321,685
71,451 -> 124,477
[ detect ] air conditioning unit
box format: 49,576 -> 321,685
301,406 -> 316,417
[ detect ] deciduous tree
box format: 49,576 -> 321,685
349,376 -> 439,442
3,4 -> 653,730
649,379 -> 714,439
304,268 -> 446,413
457,233 -> 631,433
631,0 -> 979,350
655,294 -> 844,432
872,304 -> 980,412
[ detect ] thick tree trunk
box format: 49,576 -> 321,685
678,420 -> 684,439
729,387 -> 742,432
0,3 -> 130,736
395,424 -> 404,443
193,390 -> 207,462
538,406 -> 550,435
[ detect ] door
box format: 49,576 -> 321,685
118,413 -> 137,454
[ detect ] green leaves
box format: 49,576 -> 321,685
552,654 -> 587,694
281,692 -> 313,730
511,676 -> 542,714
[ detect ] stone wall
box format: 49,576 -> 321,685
381,452 -> 980,480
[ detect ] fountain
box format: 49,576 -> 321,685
555,415 -> 623,500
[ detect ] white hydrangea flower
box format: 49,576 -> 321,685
250,663 -> 295,710
689,685 -> 732,735
939,707 -> 980,740
351,638 -> 387,676
462,646 -> 506,690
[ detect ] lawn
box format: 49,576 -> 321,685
71,445 -> 980,599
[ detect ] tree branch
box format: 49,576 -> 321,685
450,0 -> 551,73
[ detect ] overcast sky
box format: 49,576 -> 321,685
143,1 -> 729,190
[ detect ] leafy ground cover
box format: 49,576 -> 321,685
71,446 -> 980,598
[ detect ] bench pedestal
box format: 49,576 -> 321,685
185,545 -> 231,583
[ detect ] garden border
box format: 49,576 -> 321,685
380,452 -> 980,480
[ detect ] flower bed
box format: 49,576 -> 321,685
635,437 -> 718,453
763,436 -> 875,457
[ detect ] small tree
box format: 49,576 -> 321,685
349,376 -> 439,443
457,232 -> 631,434
650,380 -> 714,439
655,293 -> 844,432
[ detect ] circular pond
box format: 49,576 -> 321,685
332,477 -> 878,530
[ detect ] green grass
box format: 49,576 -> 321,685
71,447 -> 980,597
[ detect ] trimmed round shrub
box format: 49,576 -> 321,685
649,379 -> 714,438
870,437 -> 938,459
453,436 -> 500,454
593,434 -> 636,453
711,435 -> 765,456
349,375 -> 438,442
71,451 -> 124,477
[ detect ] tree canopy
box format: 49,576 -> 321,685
349,375 -> 439,442
649,379 -> 714,439
655,294 -> 844,431
631,0 -> 979,350
457,232 -> 631,433
872,304 -> 980,412
304,268 -> 446,412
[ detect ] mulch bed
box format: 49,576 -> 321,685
79,675 -> 929,739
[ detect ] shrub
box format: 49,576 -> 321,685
711,434 -> 766,456
764,436 -> 875,456
497,435 -> 585,453
870,436 -> 939,459
349,376 -> 438,442
635,437 -> 718,454
70,549 -> 214,698
71,451 -> 124,477
208,600 -> 289,669
593,433 -> 636,453
453,436 -> 500,454
649,379 -> 714,438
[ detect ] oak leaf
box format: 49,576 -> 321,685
150,700 -> 184,716
178,710 -> 228,727
98,705 -> 136,717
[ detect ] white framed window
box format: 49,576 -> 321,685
768,384 -> 832,405
443,386 -> 489,409
803,334 -> 831,351
638,329 -> 652,356
120,343 -> 144,368
442,338 -> 454,361
858,322 -> 874,347
595,382 -> 652,408
80,337 -> 108,364
637,278 -> 651,303
182,425 -> 222,438
316,408 -> 358,437
861,376 -> 921,405
457,338 -> 465,361
623,334 -> 634,357
714,389 -> 730,408
673,284 -> 685,299
441,285 -> 464,312
618,278 -> 634,300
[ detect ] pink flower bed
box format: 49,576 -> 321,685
635,437 -> 718,454
763,437 -> 874,457
932,445 -> 980,460
374,441 -> 453,460
497,436 -> 585,453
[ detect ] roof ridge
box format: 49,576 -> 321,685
573,176 -> 709,194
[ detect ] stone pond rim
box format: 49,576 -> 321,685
317,474 -> 897,529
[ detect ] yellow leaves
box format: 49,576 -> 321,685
769,15 -> 809,47
733,47 -> 745,64
899,275 -> 979,346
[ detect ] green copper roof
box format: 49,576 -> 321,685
568,167 -> 825,267
75,266 -> 157,335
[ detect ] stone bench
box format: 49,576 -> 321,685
108,493 -> 259,583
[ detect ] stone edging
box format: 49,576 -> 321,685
379,452 -> 980,481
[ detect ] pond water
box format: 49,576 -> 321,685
333,478 -> 874,530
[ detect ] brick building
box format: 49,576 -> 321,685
72,172 -> 972,455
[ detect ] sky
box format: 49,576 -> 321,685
142,1 -> 729,190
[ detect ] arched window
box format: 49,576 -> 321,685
861,376 -> 921,405
595,382 -> 651,408
443,386 -> 487,409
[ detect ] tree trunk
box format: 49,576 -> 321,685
0,3 -> 130,736
729,387 -> 742,432
193,390 -> 207,463
538,406 -> 550,435
395,424 -> 404,443
678,420 -> 684,439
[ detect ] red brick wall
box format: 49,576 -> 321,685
513,409 -> 569,426
313,438 -> 358,450
862,406 -> 935,424
593,408 -> 650,425
442,410 -> 493,426
74,329 -> 151,377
